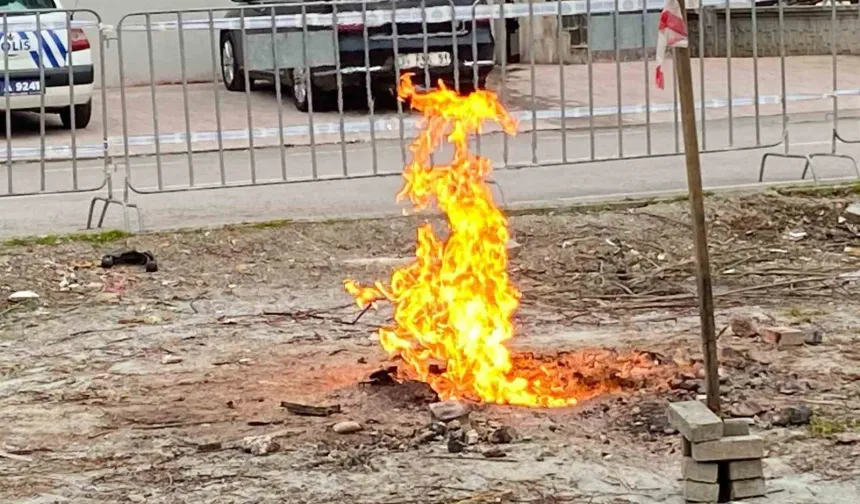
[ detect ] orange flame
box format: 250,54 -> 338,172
345,74 -> 574,407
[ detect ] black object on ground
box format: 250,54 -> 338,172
366,366 -> 399,387
101,250 -> 158,273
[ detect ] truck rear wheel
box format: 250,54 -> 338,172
221,33 -> 245,92
457,74 -> 488,94
292,67 -> 323,113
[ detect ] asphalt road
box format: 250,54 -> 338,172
1,114 -> 859,238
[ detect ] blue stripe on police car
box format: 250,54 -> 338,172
0,30 -> 67,68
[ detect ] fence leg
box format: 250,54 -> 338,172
759,152 -> 815,183
803,128 -> 860,180
86,160 -> 144,233
758,129 -> 817,183
806,153 -> 860,180
798,154 -> 819,183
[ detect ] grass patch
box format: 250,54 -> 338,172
2,229 -> 131,248
779,306 -> 830,323
0,184 -> 844,249
247,218 -> 294,230
504,191 -> 715,219
773,181 -> 860,199
810,415 -> 860,437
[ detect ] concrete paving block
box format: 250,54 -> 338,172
723,418 -> 751,437
760,326 -> 806,348
843,202 -> 860,224
778,329 -> 807,348
682,457 -> 719,483
684,480 -> 720,503
667,401 -> 723,443
730,477 -> 767,499
727,459 -> 764,481
682,437 -> 692,456
692,435 -> 764,462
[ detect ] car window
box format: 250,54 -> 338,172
0,0 -> 57,12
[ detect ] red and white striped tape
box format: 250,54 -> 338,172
655,0 -> 689,90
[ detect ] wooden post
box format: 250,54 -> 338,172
674,0 -> 721,415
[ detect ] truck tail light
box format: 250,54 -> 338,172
338,23 -> 364,33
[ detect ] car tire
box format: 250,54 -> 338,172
457,74 -> 488,94
60,100 -> 92,130
221,33 -> 245,92
291,67 -> 322,113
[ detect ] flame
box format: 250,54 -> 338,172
345,74 -> 575,407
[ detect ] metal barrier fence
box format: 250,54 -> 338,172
808,0 -> 860,180
759,0 -> 860,183
0,1 -> 858,233
0,9 -> 109,197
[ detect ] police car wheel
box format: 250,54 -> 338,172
60,100 -> 92,130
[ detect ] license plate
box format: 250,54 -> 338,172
396,52 -> 451,70
0,80 -> 43,96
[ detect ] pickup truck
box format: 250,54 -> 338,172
221,0 -> 495,112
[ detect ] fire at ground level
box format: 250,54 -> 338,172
2,190 -> 860,503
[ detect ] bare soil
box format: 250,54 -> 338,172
1,190 -> 860,504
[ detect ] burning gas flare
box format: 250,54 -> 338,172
345,74 -> 575,407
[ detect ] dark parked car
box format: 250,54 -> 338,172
221,0 -> 496,111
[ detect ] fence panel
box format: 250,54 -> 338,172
0,8 -> 109,198
828,1 -> 860,146
2,1 -> 858,232
760,1 -> 860,182
111,0 -> 859,201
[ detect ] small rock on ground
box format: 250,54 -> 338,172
8,291 -> 39,302
242,435 -> 280,456
489,426 -> 516,444
730,315 -> 758,338
428,401 -> 470,422
333,421 -> 362,434
161,355 -> 183,365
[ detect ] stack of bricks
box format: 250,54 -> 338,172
668,401 -> 766,503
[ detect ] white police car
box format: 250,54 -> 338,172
0,0 -> 93,129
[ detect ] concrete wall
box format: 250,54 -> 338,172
521,10 -> 660,64
74,0 -> 234,88
516,0 -> 569,64
524,5 -> 860,64
688,6 -> 860,58
587,12 -> 660,53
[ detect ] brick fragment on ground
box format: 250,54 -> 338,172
682,457 -> 718,483
667,401 -> 723,443
691,435 -> 764,462
723,418 -> 752,437
760,326 -> 806,348
684,480 -> 720,503
729,477 -> 767,499
727,459 -> 764,480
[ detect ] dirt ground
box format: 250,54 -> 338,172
2,189 -> 860,504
